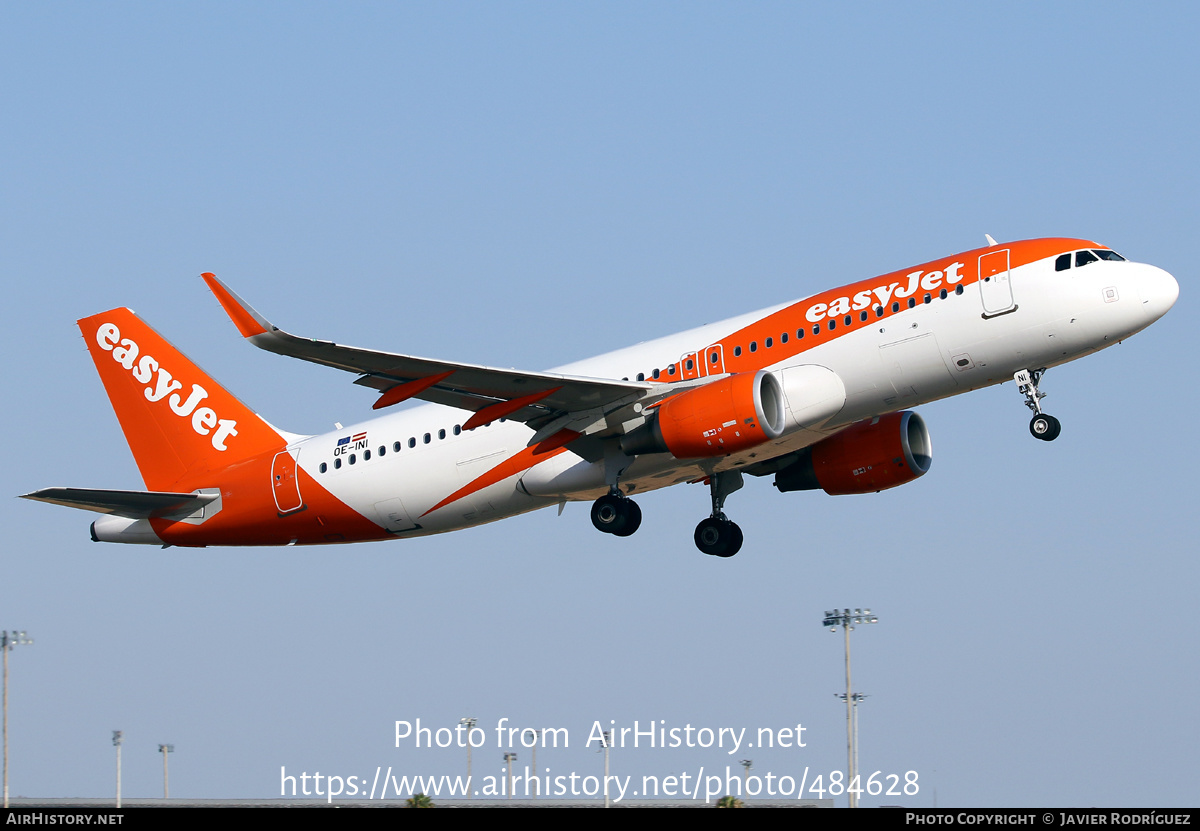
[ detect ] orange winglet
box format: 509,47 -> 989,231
372,371 -> 455,410
201,273 -> 268,338
461,387 -> 561,431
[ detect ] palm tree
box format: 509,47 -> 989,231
406,792 -> 434,808
715,795 -> 745,808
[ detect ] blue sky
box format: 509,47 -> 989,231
1,2 -> 1196,806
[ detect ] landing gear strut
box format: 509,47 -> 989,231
1015,368 -> 1061,442
694,471 -> 744,558
590,490 -> 642,537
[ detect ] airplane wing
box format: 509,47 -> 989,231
201,274 -> 654,432
21,488 -> 217,520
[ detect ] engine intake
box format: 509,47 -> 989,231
621,371 -> 785,458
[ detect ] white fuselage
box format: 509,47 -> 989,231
290,249 -> 1177,538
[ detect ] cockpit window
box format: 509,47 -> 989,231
1075,250 -> 1099,268
1055,254 -> 1071,272
1094,249 -> 1125,262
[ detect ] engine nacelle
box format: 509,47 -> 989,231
774,411 -> 932,495
621,371 -> 786,458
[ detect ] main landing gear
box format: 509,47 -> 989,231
588,471 -> 747,558
1015,368 -> 1061,442
590,490 -> 642,537
694,471 -> 744,558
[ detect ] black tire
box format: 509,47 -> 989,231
1029,414 -> 1061,442
695,517 -> 733,556
590,494 -> 628,534
612,499 -> 642,537
715,522 -> 743,558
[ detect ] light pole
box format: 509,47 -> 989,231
503,752 -> 517,800
525,729 -> 541,799
459,717 -> 476,799
2,631 -> 33,809
598,730 -> 611,808
740,758 -> 752,797
112,731 -> 123,809
823,608 -> 877,808
158,744 -> 174,799
836,692 -> 867,791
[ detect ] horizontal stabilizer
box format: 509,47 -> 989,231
21,487 -> 217,520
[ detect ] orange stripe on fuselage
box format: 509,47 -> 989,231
649,238 -> 1097,383
148,450 -> 390,546
422,429 -> 581,517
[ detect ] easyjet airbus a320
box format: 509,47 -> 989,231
23,237 -> 1178,557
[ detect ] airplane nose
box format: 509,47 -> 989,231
1140,265 -> 1179,321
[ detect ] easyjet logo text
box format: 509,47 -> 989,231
805,262 -> 965,323
95,322 -> 239,451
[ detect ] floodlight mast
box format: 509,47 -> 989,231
112,731 -> 123,809
459,717 -> 476,799
158,744 -> 174,799
2,631 -> 33,810
503,752 -> 517,800
823,608 -> 877,808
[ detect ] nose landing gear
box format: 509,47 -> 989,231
1015,368 -> 1061,442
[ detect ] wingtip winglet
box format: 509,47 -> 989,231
201,273 -> 271,338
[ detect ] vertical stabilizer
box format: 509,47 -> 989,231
79,308 -> 285,491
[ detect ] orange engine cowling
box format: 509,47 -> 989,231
620,371 -> 786,458
774,411 -> 932,495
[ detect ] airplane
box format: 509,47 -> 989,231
22,236 -> 1178,557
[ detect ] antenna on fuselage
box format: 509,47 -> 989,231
984,234 -> 998,246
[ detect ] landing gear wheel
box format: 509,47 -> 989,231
612,499 -> 641,537
694,517 -> 743,557
1029,414 -> 1061,441
590,494 -> 641,536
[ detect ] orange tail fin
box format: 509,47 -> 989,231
79,308 -> 284,491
